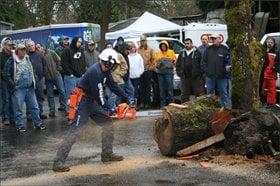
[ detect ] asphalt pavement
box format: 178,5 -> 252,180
1,98 -> 280,185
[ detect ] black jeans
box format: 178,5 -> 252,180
139,70 -> 152,105
180,76 -> 200,103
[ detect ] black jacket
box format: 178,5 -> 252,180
28,51 -> 46,81
176,47 -> 202,78
202,44 -> 228,78
61,37 -> 86,77
0,50 -> 12,79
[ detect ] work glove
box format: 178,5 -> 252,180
127,99 -> 135,108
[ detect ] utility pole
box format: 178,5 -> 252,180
258,0 -> 261,12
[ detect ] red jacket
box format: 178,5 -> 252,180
264,52 -> 277,79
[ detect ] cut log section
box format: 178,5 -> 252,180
177,133 -> 225,157
153,96 -> 223,156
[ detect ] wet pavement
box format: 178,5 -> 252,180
1,99 -> 280,185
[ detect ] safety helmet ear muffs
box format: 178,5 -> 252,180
99,48 -> 120,70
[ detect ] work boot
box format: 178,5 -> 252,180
40,114 -> 48,120
49,112 -> 56,118
3,119 -> 10,126
101,153 -> 124,162
53,161 -> 70,172
58,107 -> 66,112
35,124 -> 46,130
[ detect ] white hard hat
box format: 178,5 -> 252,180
99,48 -> 120,64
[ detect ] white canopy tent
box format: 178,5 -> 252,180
106,12 -> 182,40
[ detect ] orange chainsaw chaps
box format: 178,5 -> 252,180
68,87 -> 85,120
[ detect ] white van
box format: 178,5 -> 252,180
183,23 -> 228,47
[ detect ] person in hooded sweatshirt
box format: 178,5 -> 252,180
114,37 -> 134,105
154,40 -> 176,107
61,36 -> 87,111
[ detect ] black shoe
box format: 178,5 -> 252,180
58,107 -> 66,112
40,114 -> 48,120
35,124 -> 46,130
3,119 -> 10,125
101,153 -> 124,162
17,128 -> 27,133
49,112 -> 56,118
53,161 -> 70,172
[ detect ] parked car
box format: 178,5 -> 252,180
115,37 -> 185,105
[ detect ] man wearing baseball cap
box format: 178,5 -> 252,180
84,39 -> 99,68
0,38 -> 15,125
202,34 -> 231,110
53,48 -> 131,172
2,43 -> 46,133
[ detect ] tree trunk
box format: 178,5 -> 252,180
99,0 -> 111,50
153,96 -> 222,156
224,0 -> 262,110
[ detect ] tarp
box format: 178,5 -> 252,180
106,12 -> 181,40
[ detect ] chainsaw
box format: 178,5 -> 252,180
110,103 -> 136,120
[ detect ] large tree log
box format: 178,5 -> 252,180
153,96 -> 223,156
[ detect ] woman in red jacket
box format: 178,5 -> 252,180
260,37 -> 279,106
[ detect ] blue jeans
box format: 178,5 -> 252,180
46,75 -> 67,113
124,78 -> 134,103
1,80 -> 14,122
64,75 -> 81,111
54,96 -> 114,164
35,79 -> 45,115
105,86 -> 118,113
158,73 -> 174,107
12,87 -> 42,129
0,80 -> 2,119
206,77 -> 231,109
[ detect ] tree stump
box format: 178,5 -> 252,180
153,96 -> 222,156
224,107 -> 280,157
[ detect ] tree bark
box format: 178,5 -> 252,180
153,96 -> 222,156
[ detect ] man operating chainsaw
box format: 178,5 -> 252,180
53,48 -> 132,172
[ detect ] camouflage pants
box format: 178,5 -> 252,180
54,96 -> 114,164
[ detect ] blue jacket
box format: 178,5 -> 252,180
28,51 -> 46,81
78,63 -> 128,110
3,54 -> 35,91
